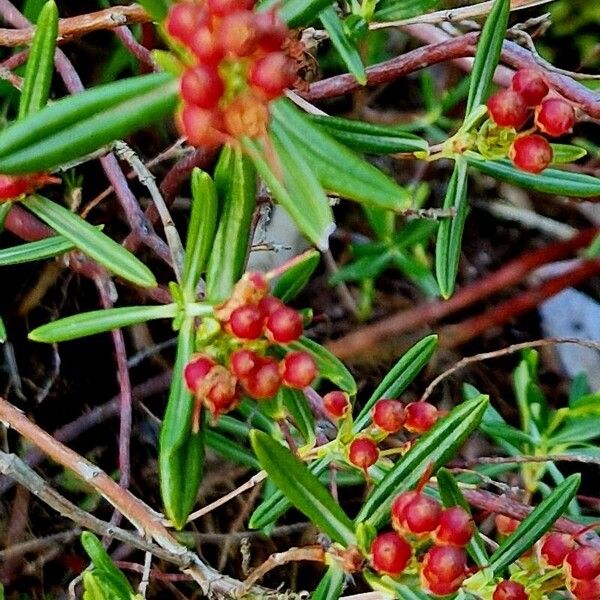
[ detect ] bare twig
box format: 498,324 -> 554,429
459,454 -> 600,467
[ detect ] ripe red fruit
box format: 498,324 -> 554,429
180,66 -> 224,110
230,349 -> 261,378
495,514 -> 519,536
404,402 -> 438,434
184,354 -> 216,393
348,437 -> 379,471
204,367 -> 239,417
229,304 -> 264,340
207,0 -> 255,16
493,580 -> 528,600
391,491 -> 418,533
512,69 -> 549,106
404,494 -> 442,535
421,545 -> 467,596
540,532 -> 574,567
487,88 -> 529,128
265,306 -> 303,344
565,546 -> 600,580
189,26 -> 224,65
258,295 -> 284,319
371,531 -> 412,576
434,507 -> 474,547
254,9 -> 288,52
245,272 -> 269,296
509,134 -> 553,174
281,351 -> 317,388
570,576 -> 600,600
178,105 -> 224,149
166,3 -> 199,43
243,356 -> 282,399
218,10 -> 258,57
249,52 -> 297,100
535,98 -> 576,137
0,173 -> 59,200
372,399 -> 406,433
323,391 -> 350,420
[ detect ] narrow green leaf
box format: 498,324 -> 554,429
289,336 -> 356,395
488,474 -> 580,574
183,168 -> 218,298
159,318 -> 205,528
320,6 -> 366,85
29,304 -> 177,343
375,0 -> 441,21
551,143 -> 587,164
467,153 -> 600,197
18,0 -> 58,119
24,195 -> 157,288
205,430 -> 260,470
280,387 -> 315,446
329,251 -> 393,285
437,468 -> 489,567
250,430 -> 356,546
435,159 -> 469,298
0,235 -> 74,265
354,335 -> 438,431
307,115 -> 428,155
465,0 -> 510,115
270,121 -> 336,250
205,147 -> 256,302
261,0 -> 333,27
272,100 -> 412,211
0,204 -> 11,233
137,0 -> 170,20
357,395 -> 489,528
0,317 -> 6,344
0,74 -> 178,174
272,249 -> 320,302
311,564 -> 346,600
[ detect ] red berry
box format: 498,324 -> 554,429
535,98 -> 576,137
229,304 -> 264,340
372,399 -> 406,433
249,52 -> 296,100
404,402 -> 438,434
509,134 -> 553,174
371,531 -> 412,577
255,9 -> 288,51
166,2 -> 200,43
204,367 -> 239,417
540,532 -> 574,567
434,507 -> 474,547
218,10 -> 258,57
258,295 -> 284,319
323,391 -> 350,420
184,354 -> 216,393
495,514 -> 519,536
421,545 -> 467,596
207,0 -> 255,16
391,491 -> 418,533
178,105 -> 224,149
265,306 -> 303,344
243,356 -> 282,399
222,93 -> 269,139
566,547 -> 600,580
404,494 -> 442,535
570,576 -> 600,600
189,25 -> 224,65
348,437 -> 379,471
230,349 -> 261,378
180,66 -> 224,110
245,272 -> 269,296
281,351 -> 317,388
493,580 -> 528,600
512,69 -> 549,106
487,89 -> 529,129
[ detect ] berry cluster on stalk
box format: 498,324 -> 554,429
486,69 -> 577,173
183,272 -> 317,425
165,0 -> 298,148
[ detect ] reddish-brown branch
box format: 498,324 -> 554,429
326,229 -> 597,360
0,5 -> 150,47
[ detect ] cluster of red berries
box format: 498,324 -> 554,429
165,0 -> 297,148
183,272 -> 317,422
344,399 -> 440,473
486,69 -> 577,173
370,490 -> 474,595
0,173 -> 59,201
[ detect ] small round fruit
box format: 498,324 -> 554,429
258,296 -> 284,319
281,351 -> 317,388
492,580 -> 528,600
434,507 -> 474,547
230,349 -> 261,378
323,391 -> 350,420
189,25 -> 224,65
184,354 -> 215,393
178,105 -> 224,149
255,9 -> 288,51
404,494 -> 442,535
512,69 -> 549,106
535,98 -> 576,137
570,576 -> 600,600
372,399 -> 405,433
207,0 -> 255,16
404,402 -> 438,434
487,88 -> 529,128
391,491 -> 418,532
204,367 -> 239,417
421,545 -> 467,596
243,356 -> 282,399
249,52 -> 297,100
218,10 -> 257,57
371,531 -> 412,576
180,66 -> 224,110
265,306 -> 303,344
244,272 -> 269,296
565,546 -> 600,580
348,437 -> 379,470
229,304 -> 264,340
495,514 -> 519,536
166,3 -> 199,43
509,134 -> 553,174
540,532 -> 574,567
